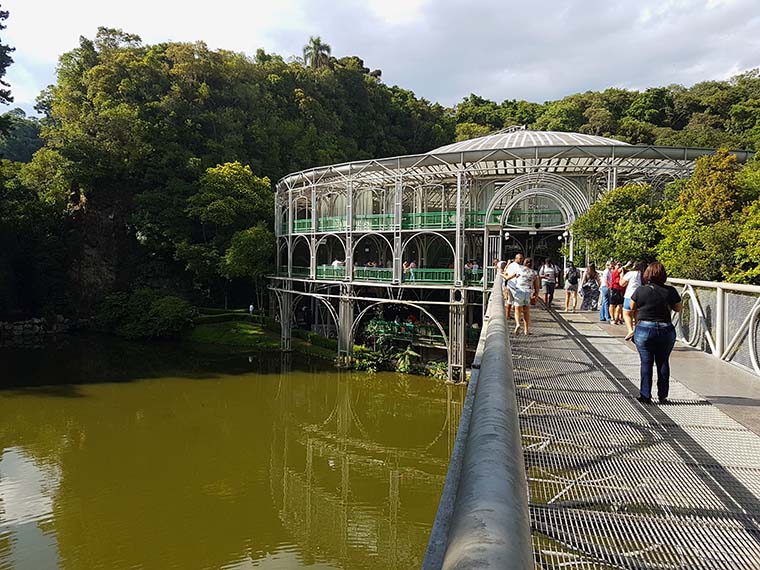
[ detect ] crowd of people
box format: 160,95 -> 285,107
500,253 -> 682,406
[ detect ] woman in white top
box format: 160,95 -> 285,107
504,257 -> 540,336
621,260 -> 646,340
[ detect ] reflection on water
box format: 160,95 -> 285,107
0,449 -> 60,570
0,338 -> 464,569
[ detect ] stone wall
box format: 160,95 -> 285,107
0,316 -> 71,346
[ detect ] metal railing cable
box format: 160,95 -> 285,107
423,275 -> 534,570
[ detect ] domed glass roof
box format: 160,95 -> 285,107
430,129 -> 630,154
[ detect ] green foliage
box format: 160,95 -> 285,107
424,360 -> 449,380
0,4 -> 14,111
0,159 -> 72,318
352,346 -> 394,374
95,288 -> 194,339
306,332 -> 338,350
656,150 -> 747,280
724,199 -> 760,284
394,345 -> 420,374
0,109 -> 43,161
572,183 -> 662,263
455,122 -> 491,142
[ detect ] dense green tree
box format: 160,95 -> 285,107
455,122 -> 491,141
655,150 -> 751,280
221,223 -> 276,309
0,109 -> 43,161
0,4 -> 12,104
533,98 -> 585,132
571,183 -> 662,263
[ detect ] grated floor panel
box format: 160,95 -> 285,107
514,310 -> 760,569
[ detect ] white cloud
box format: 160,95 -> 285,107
3,0 -> 760,112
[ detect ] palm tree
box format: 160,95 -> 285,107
302,36 -> 331,69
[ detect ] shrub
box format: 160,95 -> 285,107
306,332 -> 338,350
352,346 -> 394,373
425,360 -> 449,380
95,288 -> 195,339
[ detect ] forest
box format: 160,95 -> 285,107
1,22 -> 760,321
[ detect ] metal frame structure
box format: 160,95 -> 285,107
271,128 -> 753,381
669,277 -> 760,378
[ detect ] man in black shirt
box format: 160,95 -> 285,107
629,262 -> 682,404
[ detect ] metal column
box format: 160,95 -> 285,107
393,174 -> 403,284
448,289 -> 466,382
454,172 -> 464,286
338,284 -> 354,358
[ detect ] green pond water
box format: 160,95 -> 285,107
0,337 -> 464,570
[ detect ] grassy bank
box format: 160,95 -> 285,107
184,320 -> 337,362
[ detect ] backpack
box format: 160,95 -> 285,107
567,267 -> 579,285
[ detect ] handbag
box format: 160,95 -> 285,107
530,294 -> 538,305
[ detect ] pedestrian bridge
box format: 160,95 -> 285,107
425,276 -> 760,569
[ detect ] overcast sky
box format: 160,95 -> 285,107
4,0 -> 760,116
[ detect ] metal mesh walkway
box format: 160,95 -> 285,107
513,309 -> 760,569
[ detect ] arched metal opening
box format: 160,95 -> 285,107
354,184 -> 394,231
316,190 -> 347,232
483,173 -> 588,268
401,231 -> 456,284
315,234 -> 347,280
352,233 -> 394,282
350,300 -> 450,359
292,293 -> 340,339
291,194 -> 312,233
290,236 -> 312,277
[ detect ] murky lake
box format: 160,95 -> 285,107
0,338 -> 463,570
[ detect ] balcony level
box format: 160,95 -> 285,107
281,209 -> 564,234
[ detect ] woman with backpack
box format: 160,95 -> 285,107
564,261 -> 580,312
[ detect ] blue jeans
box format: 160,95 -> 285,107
633,321 -> 676,400
599,287 -> 610,321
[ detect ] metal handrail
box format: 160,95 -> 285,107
423,275 -> 534,569
666,277 -> 760,377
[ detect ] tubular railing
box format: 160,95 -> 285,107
668,277 -> 760,377
423,275 -> 534,570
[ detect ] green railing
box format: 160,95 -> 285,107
354,214 -> 394,231
465,210 -> 503,228
318,216 -> 347,231
401,211 -> 457,229
464,269 -> 484,285
354,267 -> 394,282
293,219 -> 312,233
282,209 -> 565,233
404,268 -> 454,283
316,265 -> 346,279
291,266 -> 310,277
